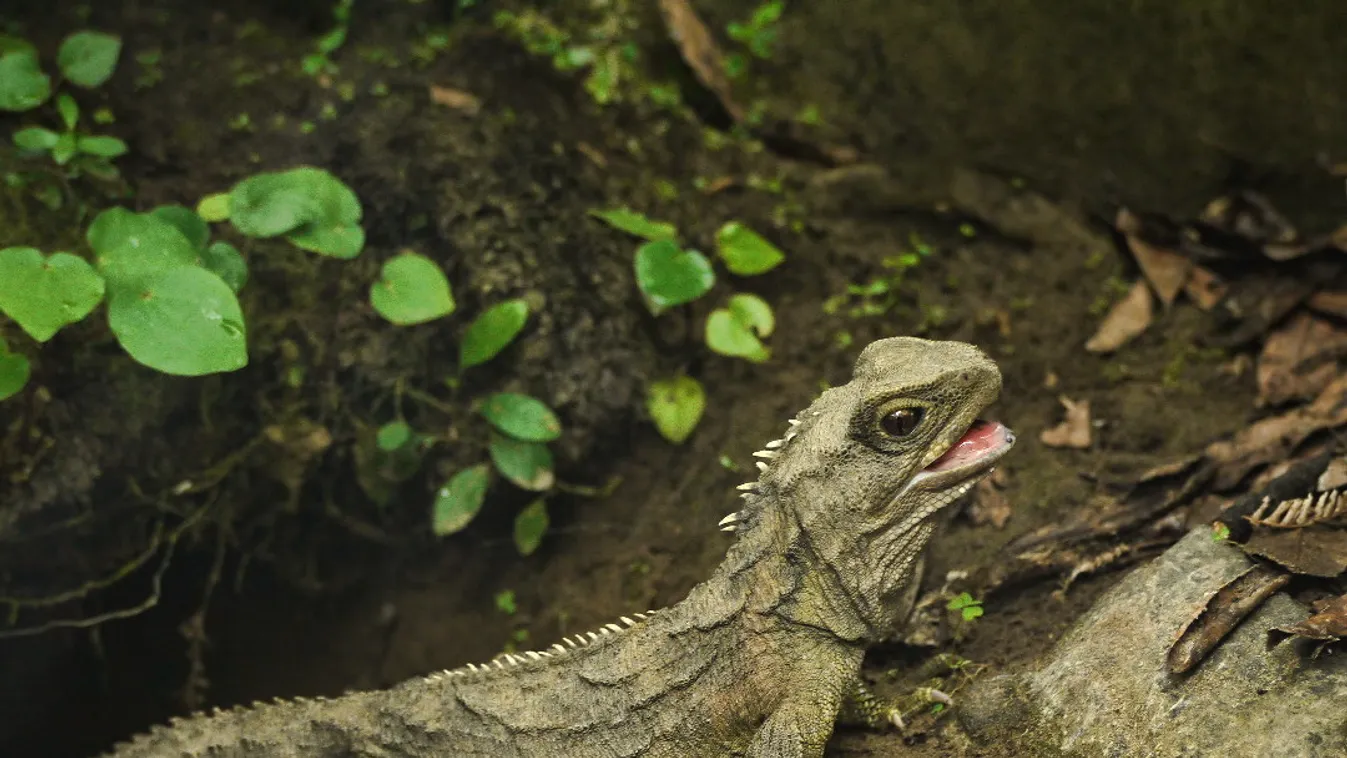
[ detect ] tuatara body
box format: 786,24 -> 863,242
102,336 -> 1015,757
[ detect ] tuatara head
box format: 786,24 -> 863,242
735,336 -> 1014,635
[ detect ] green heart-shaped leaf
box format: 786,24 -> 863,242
0,348 -> 31,401
705,303 -> 771,363
0,247 -> 105,341
726,293 -> 774,337
646,375 -> 705,444
634,239 -> 715,314
201,241 -> 247,293
228,167 -> 364,258
88,207 -> 199,295
489,433 -> 554,491
370,252 -> 455,325
478,392 -> 561,442
376,420 -> 412,451
107,266 -> 247,375
0,38 -> 51,112
432,464 -> 491,536
715,221 -> 784,276
57,31 -> 121,88
150,205 -> 210,251
460,298 -> 529,370
513,499 -> 549,556
589,207 -> 677,241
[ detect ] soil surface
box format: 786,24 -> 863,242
0,1 -> 1337,757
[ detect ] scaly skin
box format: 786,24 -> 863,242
102,337 -> 1015,758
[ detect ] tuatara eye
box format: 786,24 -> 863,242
880,407 -> 924,438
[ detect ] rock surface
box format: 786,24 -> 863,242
958,528 -> 1347,757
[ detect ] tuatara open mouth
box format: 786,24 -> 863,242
924,420 -> 1014,472
911,419 -> 1015,489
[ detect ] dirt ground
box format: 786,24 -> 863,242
3,1 -> 1341,757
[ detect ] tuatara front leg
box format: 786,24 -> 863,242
746,689 -> 845,758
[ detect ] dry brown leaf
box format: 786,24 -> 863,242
1268,593 -> 1347,647
1205,373 -> 1347,490
429,85 -> 481,114
968,477 -> 1013,528
1166,563 -> 1289,674
657,0 -> 745,123
1183,266 -> 1227,310
1256,312 -> 1347,406
1085,280 -> 1152,353
1242,527 -> 1347,578
1124,234 -> 1191,306
1307,290 -> 1347,319
1040,396 -> 1092,449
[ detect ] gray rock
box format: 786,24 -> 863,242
958,528 -> 1347,757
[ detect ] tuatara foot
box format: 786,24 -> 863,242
839,679 -> 952,731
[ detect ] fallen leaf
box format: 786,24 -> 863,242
657,0 -> 744,123
1167,563 -> 1289,674
1268,593 -> 1347,648
1320,456 -> 1347,491
1085,280 -> 1152,353
1040,396 -> 1091,449
1183,266 -> 1227,310
1205,373 -> 1347,490
1116,212 -> 1190,307
968,477 -> 1012,528
429,85 -> 481,115
1043,371 -> 1059,390
1199,191 -> 1299,246
1308,290 -> 1347,319
1255,312 -> 1347,406
1242,527 -> 1347,578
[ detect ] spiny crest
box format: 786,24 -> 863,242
1249,486 -> 1347,528
424,610 -> 659,681
719,410 -> 818,533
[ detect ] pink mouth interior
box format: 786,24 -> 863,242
924,420 -> 1011,472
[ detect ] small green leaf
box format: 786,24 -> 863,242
0,344 -> 32,401
196,192 -> 231,222
76,134 -> 127,158
646,375 -> 705,444
0,247 -> 105,341
478,392 -> 561,442
376,421 -> 412,451
315,26 -> 347,55
150,205 -> 210,251
13,126 -> 58,151
56,93 -> 79,130
705,306 -> 770,363
588,207 -> 677,241
51,132 -> 77,165
726,293 -> 774,337
962,605 -> 984,622
202,241 -> 247,293
88,207 -> 199,295
228,167 -> 364,257
513,499 -> 549,556
106,266 -> 248,376
432,464 -> 490,536
460,298 -> 529,370
633,239 -> 715,314
0,39 -> 51,112
57,31 -> 122,88
370,252 -> 455,325
489,433 -> 554,491
494,590 -> 517,615
715,221 -> 784,276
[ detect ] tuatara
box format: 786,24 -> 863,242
102,336 -> 1015,757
